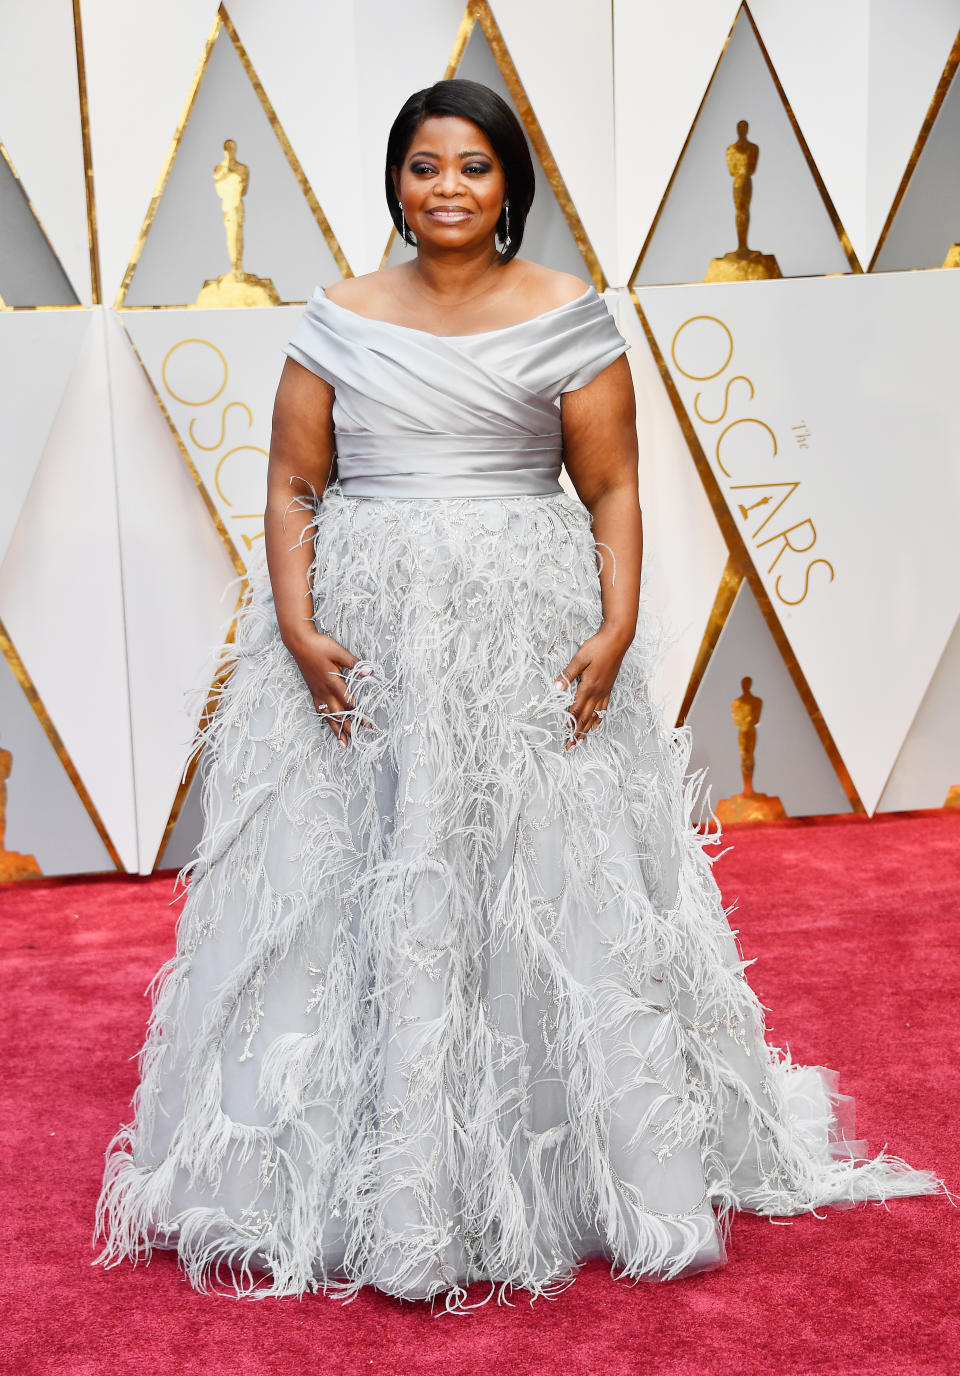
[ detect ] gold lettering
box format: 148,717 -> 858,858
214,444 -> 269,506
161,338 -> 228,406
775,558 -> 835,605
671,315 -> 734,381
694,374 -> 754,425
715,417 -> 778,478
729,480 -> 801,535
188,400 -> 253,452
756,518 -> 818,572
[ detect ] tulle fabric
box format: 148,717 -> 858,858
92,485 -> 947,1312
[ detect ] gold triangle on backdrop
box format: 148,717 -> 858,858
0,0 -> 100,307
72,0 -> 102,304
0,140 -> 82,309
380,0 -> 607,290
868,26 -> 960,270
115,3 -> 351,310
628,1 -> 861,288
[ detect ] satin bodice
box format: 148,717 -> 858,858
282,283 -> 629,498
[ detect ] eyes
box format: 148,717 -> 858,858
409,162 -> 492,177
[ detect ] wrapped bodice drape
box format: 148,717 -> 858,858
283,284 -> 629,498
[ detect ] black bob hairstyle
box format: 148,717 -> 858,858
384,78 -> 535,265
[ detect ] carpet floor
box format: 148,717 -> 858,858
2,810 -> 957,1376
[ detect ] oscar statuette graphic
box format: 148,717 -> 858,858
194,139 -> 280,308
0,746 -> 41,881
714,676 -> 787,824
944,785 -> 960,807
705,120 -> 783,283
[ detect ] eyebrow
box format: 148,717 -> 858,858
407,150 -> 490,160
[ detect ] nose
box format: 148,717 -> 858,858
434,165 -> 464,195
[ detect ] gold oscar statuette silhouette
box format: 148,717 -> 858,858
944,785 -> 960,808
714,676 -> 787,824
0,746 -> 42,881
194,139 -> 280,308
705,120 -> 783,283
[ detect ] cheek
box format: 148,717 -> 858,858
479,181 -> 506,212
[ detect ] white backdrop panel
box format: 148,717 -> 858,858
865,0 -> 960,265
108,313 -> 236,872
612,290 -> 728,723
639,271 -> 960,814
878,612 -> 960,812
0,311 -> 89,566
490,0 -> 616,284
123,306 -> 303,574
0,308 -> 137,869
872,55 -> 960,271
0,149 -> 79,307
80,0 -> 222,303
749,0 -> 869,266
0,0 -> 91,302
0,646 -> 115,877
613,0 -> 741,286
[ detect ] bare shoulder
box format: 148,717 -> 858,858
323,270 -> 395,311
509,261 -> 591,312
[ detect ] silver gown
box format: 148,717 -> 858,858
92,284 -> 945,1312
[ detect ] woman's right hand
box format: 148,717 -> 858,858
289,631 -> 373,748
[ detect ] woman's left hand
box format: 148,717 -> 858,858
554,625 -> 633,750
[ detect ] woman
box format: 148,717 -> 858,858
93,79 -> 946,1312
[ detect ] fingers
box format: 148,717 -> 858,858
555,650 -> 584,694
555,674 -> 610,751
565,697 -> 609,749
314,657 -> 375,747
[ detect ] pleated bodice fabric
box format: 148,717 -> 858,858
282,284 -> 628,498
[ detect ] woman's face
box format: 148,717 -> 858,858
392,116 -> 506,251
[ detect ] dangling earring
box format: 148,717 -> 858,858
399,203 -> 408,245
496,199 -> 511,253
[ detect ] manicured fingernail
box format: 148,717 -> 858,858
554,679 -> 564,690
358,666 -> 372,676
338,737 -> 347,749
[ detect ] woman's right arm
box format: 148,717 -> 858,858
264,358 -> 369,747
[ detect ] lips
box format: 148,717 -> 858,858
426,208 -> 474,222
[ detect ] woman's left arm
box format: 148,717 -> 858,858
557,352 -> 641,749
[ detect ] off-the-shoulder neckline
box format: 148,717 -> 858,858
314,283 -> 596,339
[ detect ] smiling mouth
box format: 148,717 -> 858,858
426,208 -> 474,221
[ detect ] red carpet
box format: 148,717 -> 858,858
2,811 -> 958,1376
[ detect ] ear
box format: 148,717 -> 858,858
390,166 -> 401,200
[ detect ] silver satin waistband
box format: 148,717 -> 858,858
333,431 -> 564,500
337,469 -> 564,500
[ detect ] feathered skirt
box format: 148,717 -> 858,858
92,482 -> 945,1312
